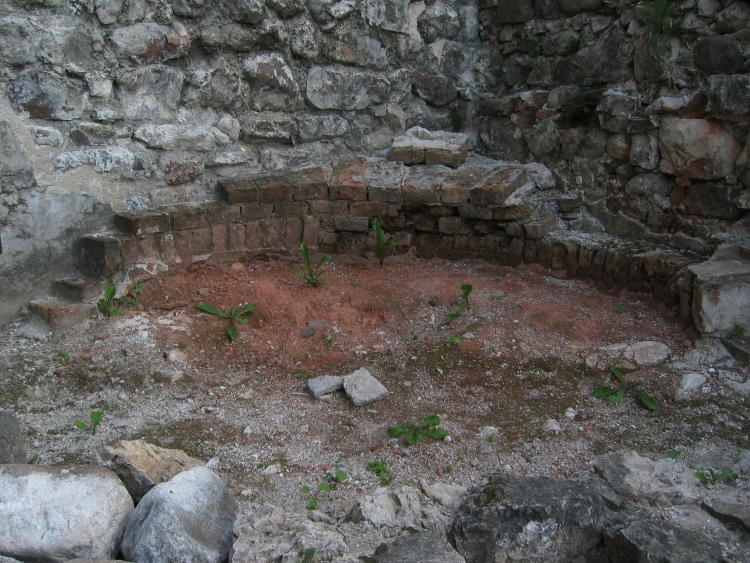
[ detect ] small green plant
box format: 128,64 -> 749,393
132,281 -> 144,295
666,450 -> 680,459
726,325 -> 747,340
443,465 -> 454,474
28,455 -> 39,464
322,334 -> 334,348
196,303 -> 256,342
614,302 -> 626,313
445,284 -> 473,324
74,406 -> 115,434
372,218 -> 397,268
592,365 -> 658,411
694,468 -> 738,485
299,548 -> 316,563
305,497 -> 318,510
58,350 -> 69,364
641,0 -> 676,38
445,335 -> 463,348
97,278 -> 121,317
295,242 -> 332,286
367,459 -> 394,485
388,415 -> 449,445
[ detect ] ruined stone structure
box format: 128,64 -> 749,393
1,0 -> 748,333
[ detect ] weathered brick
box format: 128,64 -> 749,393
507,237 -> 524,266
274,202 -> 308,217
236,203 -> 274,220
246,221 -> 262,250
523,240 -> 537,263
469,166 -> 528,206
164,203 -> 206,231
349,201 -> 388,217
303,216 -> 321,247
290,166 -> 328,201
334,216 -> 369,232
261,218 -> 286,248
330,184 -> 367,201
381,216 -> 406,229
459,205 -> 493,220
412,233 -> 439,258
115,210 -> 170,235
442,166 -> 486,205
427,205 -> 456,217
493,203 -> 534,221
175,227 -> 213,260
330,157 -> 367,200
228,223 -> 246,250
368,185 -> 403,203
212,224 -> 228,252
439,217 -> 473,235
411,214 -> 438,232
157,233 -> 177,265
120,236 -> 139,268
309,200 -> 349,214
285,217 -> 303,246
402,165 -> 448,204
218,177 -> 261,203
29,299 -> 96,330
80,234 -> 123,277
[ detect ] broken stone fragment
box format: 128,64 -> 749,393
343,367 -> 389,406
306,374 -> 345,398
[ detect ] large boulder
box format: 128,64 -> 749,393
121,467 -> 238,563
374,531 -> 465,562
0,465 -> 133,562
450,475 -> 621,562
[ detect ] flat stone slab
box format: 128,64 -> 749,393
375,530 -> 466,563
390,126 -> 468,168
306,375 -> 344,398
689,259 -> 750,335
343,368 -> 388,406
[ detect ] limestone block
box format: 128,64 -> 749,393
243,53 -> 299,111
660,117 -> 742,180
306,66 -> 390,111
391,127 -> 468,168
116,65 -> 184,120
306,375 -> 344,398
403,165 -> 449,204
0,465 -> 133,562
604,520 -> 722,562
134,123 -> 216,152
690,259 -> 750,335
328,31 -> 388,68
8,70 -> 84,121
343,368 -> 389,406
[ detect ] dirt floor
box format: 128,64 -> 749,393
2,251 -> 748,516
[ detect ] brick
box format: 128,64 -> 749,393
303,216 -> 321,247
163,203 -> 206,231
334,216 -> 369,232
212,203 -> 242,224
212,224 -> 228,252
285,217 -> 303,246
524,215 -> 555,240
468,166 -> 528,205
261,218 -> 286,248
175,227 -> 212,260
459,205 -> 493,220
309,200 -> 349,214
368,185 -> 402,203
492,203 -> 534,221
274,202 -> 308,217
412,233 -> 439,258
439,217 -> 473,235
115,210 -> 170,235
80,234 -> 123,277
246,221 -> 262,250
330,157 -> 367,200
381,216 -> 405,229
29,299 -> 96,330
218,177 -> 261,203
238,203 -> 274,220
402,165 -> 447,204
523,240 -> 537,263
228,223 -> 246,250
389,144 -> 424,165
427,205 -> 456,217
411,214 -> 438,232
157,233 -> 177,265
54,278 -> 106,301
386,204 -> 401,217
120,236 -> 139,268
290,166 -> 328,201
507,237 -> 524,266
442,166 -> 486,205
349,201 -> 387,217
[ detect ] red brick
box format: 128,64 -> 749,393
290,166 -> 329,200
303,216 -> 321,247
163,203 -> 207,231
80,234 -> 123,277
228,224 -> 246,250
285,217 -> 303,246
309,200 -> 348,214
115,210 -> 170,235
334,216 -> 369,232
261,218 -> 286,248
239,203 -> 274,220
349,201 -> 388,217
246,221 -> 262,250
212,224 -> 228,252
218,177 -> 261,203
29,299 -> 96,330
274,202 -> 308,217
330,157 -> 367,200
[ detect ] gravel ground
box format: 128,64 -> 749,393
2,255 -> 748,521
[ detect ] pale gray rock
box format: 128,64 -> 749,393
417,3 -> 460,44
375,531 -> 466,563
217,115 -> 241,141
121,466 -> 238,563
412,74 -> 457,108
109,23 -> 169,59
595,450 -> 702,506
229,0 -> 265,24
0,465 -> 133,562
297,115 -> 349,142
54,147 -> 135,173
267,0 -> 305,18
243,53 -> 299,111
134,124 -> 216,152
291,18 -> 320,59
420,481 -> 468,508
95,0 -> 124,24
306,375 -> 344,398
349,486 -> 442,530
116,65 -> 184,120
239,112 -> 296,143
328,31 -> 388,69
659,117 -> 742,181
184,56 -> 244,110
8,70 -> 84,121
707,74 -> 750,121
27,125 -> 64,147
231,504 -> 348,562
343,368 -> 388,406
623,341 -> 671,366
96,439 -> 204,503
364,0 -> 410,33
306,66 -> 390,111
0,409 -> 25,464
629,133 -> 659,170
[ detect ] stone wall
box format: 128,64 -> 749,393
0,0 -> 748,326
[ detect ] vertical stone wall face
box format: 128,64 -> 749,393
0,0 -> 748,327
478,0 -> 749,250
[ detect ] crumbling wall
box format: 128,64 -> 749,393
0,0 -> 748,327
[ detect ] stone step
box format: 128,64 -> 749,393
722,337 -> 750,368
54,278 -> 107,302
28,298 -> 97,331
